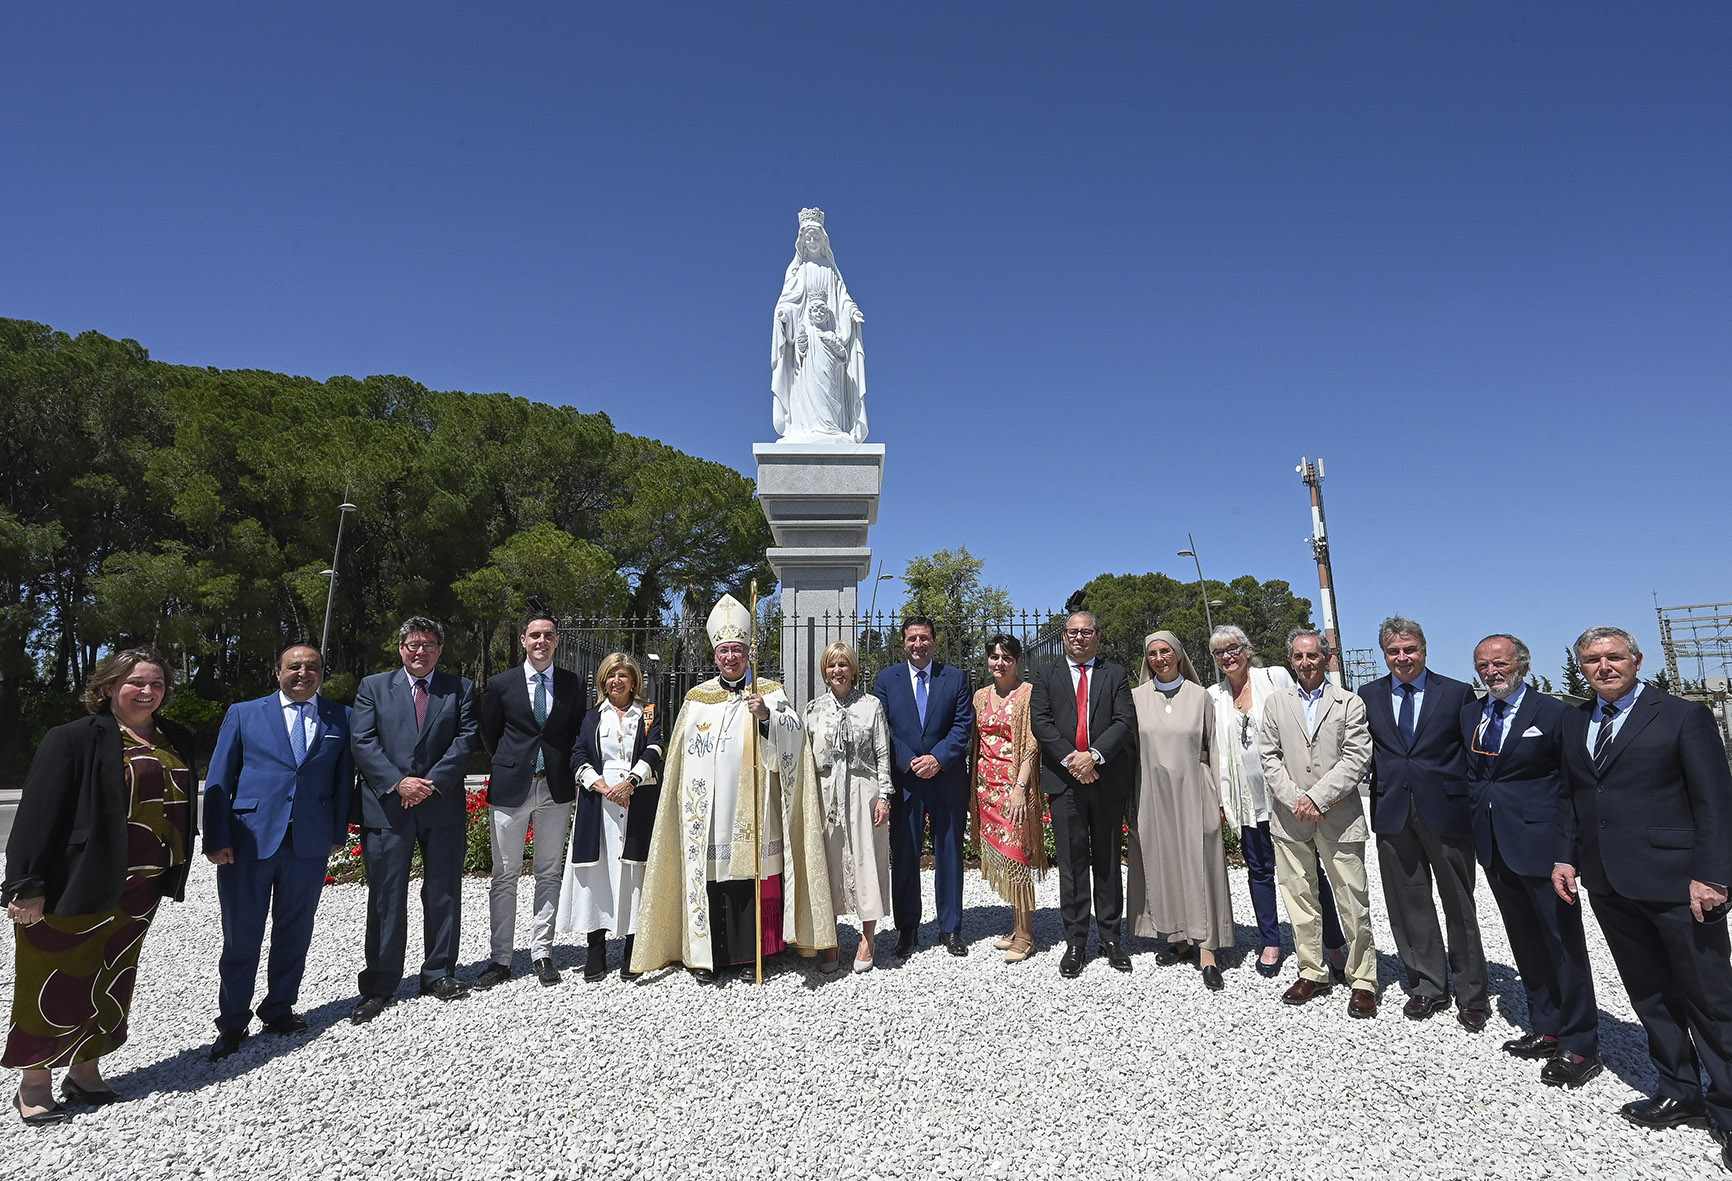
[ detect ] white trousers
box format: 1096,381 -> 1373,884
488,777 -> 573,964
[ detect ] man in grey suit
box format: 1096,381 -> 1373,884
1260,628 -> 1378,1017
349,616 -> 478,1023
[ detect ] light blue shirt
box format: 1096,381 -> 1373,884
1587,684 -> 1643,756
1479,684 -> 1526,755
1299,682 -> 1327,731
277,690 -> 319,750
1391,667 -> 1429,725
523,660 -> 555,709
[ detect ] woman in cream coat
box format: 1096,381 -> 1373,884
804,642 -> 893,971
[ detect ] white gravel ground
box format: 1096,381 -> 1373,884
1,844 -> 1725,1180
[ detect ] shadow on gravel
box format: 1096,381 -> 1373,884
109,994 -> 361,1096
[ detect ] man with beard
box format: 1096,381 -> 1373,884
1461,634 -> 1599,1086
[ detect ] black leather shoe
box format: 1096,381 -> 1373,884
1540,1053 -> 1603,1089
13,1092 -> 70,1126
1503,1032 -> 1560,1060
208,1030 -> 248,1062
262,1011 -> 308,1035
472,962 -> 511,990
1619,1095 -> 1706,1129
350,996 -> 388,1025
1154,943 -> 1195,967
1402,993 -> 1450,1020
938,931 -> 969,957
419,976 -> 469,1002
894,929 -> 918,958
59,1078 -> 119,1106
1201,964 -> 1223,991
1101,941 -> 1133,973
620,935 -> 640,981
1456,1007 -> 1488,1033
691,967 -> 717,984
533,957 -> 561,986
1059,942 -> 1088,978
1254,953 -> 1282,978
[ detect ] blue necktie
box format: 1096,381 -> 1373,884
915,668 -> 929,728
1593,702 -> 1619,768
1397,682 -> 1416,747
288,701 -> 309,766
1483,699 -> 1507,758
533,672 -> 548,774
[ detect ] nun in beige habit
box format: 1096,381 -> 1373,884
1125,629 -> 1234,991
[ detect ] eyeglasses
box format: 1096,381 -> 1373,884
400,641 -> 442,652
1064,628 -> 1097,638
1212,644 -> 1245,659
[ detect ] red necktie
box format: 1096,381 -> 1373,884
1074,663 -> 1089,751
414,678 -> 429,730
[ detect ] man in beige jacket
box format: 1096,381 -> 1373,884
1260,628 -> 1379,1017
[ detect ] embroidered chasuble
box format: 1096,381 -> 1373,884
632,677 -> 836,972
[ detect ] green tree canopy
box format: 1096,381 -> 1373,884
1074,571 -> 1315,683
0,317 -> 773,778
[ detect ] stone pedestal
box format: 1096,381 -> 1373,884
754,442 -> 885,712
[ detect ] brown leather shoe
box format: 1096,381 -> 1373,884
1348,988 -> 1377,1018
1282,977 -> 1334,1006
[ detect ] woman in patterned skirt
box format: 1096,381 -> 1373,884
3,648 -> 195,1124
970,634 -> 1046,964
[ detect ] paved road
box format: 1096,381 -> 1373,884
0,790 -> 15,851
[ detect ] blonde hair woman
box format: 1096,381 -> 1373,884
557,652 -> 663,982
804,641 -> 893,971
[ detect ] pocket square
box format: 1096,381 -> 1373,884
1521,726 -> 1544,737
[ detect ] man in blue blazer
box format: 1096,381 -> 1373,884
1553,626 -> 1732,1161
1460,634 -> 1599,1087
349,616 -> 479,1022
1359,615 -> 1488,1028
203,643 -> 355,1060
871,615 -> 974,957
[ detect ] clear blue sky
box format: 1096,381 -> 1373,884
6,3 -> 1728,683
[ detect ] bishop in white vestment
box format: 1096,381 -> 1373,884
631,596 -> 835,978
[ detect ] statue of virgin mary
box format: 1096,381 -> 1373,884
771,208 -> 868,444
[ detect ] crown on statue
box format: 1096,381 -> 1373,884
798,207 -> 826,228
706,594 -> 752,647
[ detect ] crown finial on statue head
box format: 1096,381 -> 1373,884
798,207 -> 826,229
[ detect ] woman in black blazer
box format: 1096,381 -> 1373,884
555,652 -> 664,982
3,647 -> 196,1124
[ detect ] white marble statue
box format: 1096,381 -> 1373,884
772,208 -> 867,444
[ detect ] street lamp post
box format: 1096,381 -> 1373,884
1177,533 -> 1218,683
319,490 -> 358,660
864,561 -> 899,656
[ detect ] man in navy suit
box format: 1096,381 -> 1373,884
1461,634 -> 1599,1086
1553,626 -> 1732,1163
1028,610 -> 1138,978
475,614 -> 584,989
871,615 -> 974,957
203,643 -> 355,1060
349,616 -> 478,1022
1359,615 -> 1488,1028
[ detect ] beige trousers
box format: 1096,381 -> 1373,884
1273,831 -> 1377,990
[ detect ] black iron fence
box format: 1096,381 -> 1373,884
552,615 -> 726,711
554,609 -> 1063,710
777,609 -> 1062,705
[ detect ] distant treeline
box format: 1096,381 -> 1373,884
0,318 -> 772,778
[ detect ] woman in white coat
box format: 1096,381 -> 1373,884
1206,625 -> 1346,980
